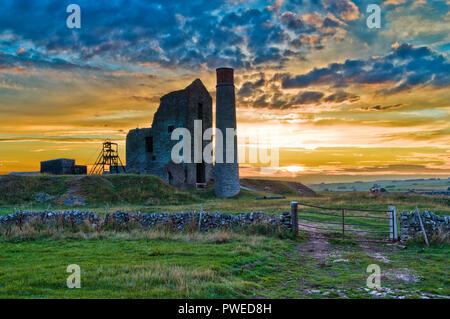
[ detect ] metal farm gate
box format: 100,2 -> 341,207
290,202 -> 398,243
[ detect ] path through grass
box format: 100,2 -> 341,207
0,229 -> 448,298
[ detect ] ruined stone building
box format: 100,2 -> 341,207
126,79 -> 214,189
40,158 -> 87,175
126,68 -> 240,197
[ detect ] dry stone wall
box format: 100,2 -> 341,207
0,211 -> 293,232
400,211 -> 450,242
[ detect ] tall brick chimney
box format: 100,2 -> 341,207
214,68 -> 240,198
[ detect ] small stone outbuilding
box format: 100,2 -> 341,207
40,158 -> 87,175
126,79 -> 213,188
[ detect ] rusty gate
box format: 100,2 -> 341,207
290,202 -> 398,243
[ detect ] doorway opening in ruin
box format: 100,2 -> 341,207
168,171 -> 173,184
197,103 -> 203,120
196,163 -> 205,184
145,136 -> 153,153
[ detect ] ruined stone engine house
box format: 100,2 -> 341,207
126,79 -> 214,189
126,68 -> 240,197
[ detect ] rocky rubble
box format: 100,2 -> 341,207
0,210 -> 292,231
34,192 -> 54,203
400,210 -> 449,242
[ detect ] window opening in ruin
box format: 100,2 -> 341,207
145,136 -> 153,153
168,125 -> 174,133
197,103 -> 203,120
168,171 -> 173,184
196,163 -> 205,184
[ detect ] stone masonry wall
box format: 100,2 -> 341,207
214,68 -> 240,198
400,211 -> 450,242
0,211 -> 293,232
126,79 -> 213,188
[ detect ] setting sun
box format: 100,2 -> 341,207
281,165 -> 306,173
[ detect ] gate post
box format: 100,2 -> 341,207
291,202 -> 299,237
389,206 -> 398,241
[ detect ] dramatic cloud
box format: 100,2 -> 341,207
237,73 -> 266,97
0,0 -> 361,73
277,43 -> 450,94
323,91 -> 359,103
279,11 -> 304,31
361,104 -> 402,111
237,77 -> 361,109
291,91 -> 324,104
383,0 -> 407,6
1,0 -> 449,177
322,0 -> 359,21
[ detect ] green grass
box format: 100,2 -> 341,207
0,229 -> 295,298
80,175 -> 198,205
0,175 -> 69,205
255,240 -> 449,299
0,174 -> 203,214
0,227 -> 447,298
1,175 -> 448,216
309,178 -> 450,193
240,178 -> 299,195
0,175 -> 448,298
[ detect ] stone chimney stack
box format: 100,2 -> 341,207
214,67 -> 240,198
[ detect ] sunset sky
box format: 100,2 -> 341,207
0,0 -> 449,182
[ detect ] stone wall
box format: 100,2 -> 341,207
0,211 -> 293,232
126,79 -> 213,188
400,211 -> 450,242
126,128 -> 153,174
41,158 -> 75,175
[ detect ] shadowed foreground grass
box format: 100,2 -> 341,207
0,224 -> 448,299
0,225 -> 296,298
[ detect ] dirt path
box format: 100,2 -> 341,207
54,177 -> 86,206
295,221 -> 404,269
296,224 -> 332,261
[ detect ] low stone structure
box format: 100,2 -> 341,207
106,211 -> 292,231
400,210 -> 450,242
40,158 -> 87,175
0,211 -> 292,232
0,211 -> 100,226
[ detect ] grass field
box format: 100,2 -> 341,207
1,175 -> 449,216
309,178 -> 450,193
0,228 -> 448,298
0,175 -> 449,298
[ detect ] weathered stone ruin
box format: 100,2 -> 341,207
126,79 -> 213,189
126,68 -> 240,197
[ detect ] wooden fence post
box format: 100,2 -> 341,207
198,204 -> 203,231
291,202 -> 298,237
389,207 -> 394,242
415,206 -> 429,247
